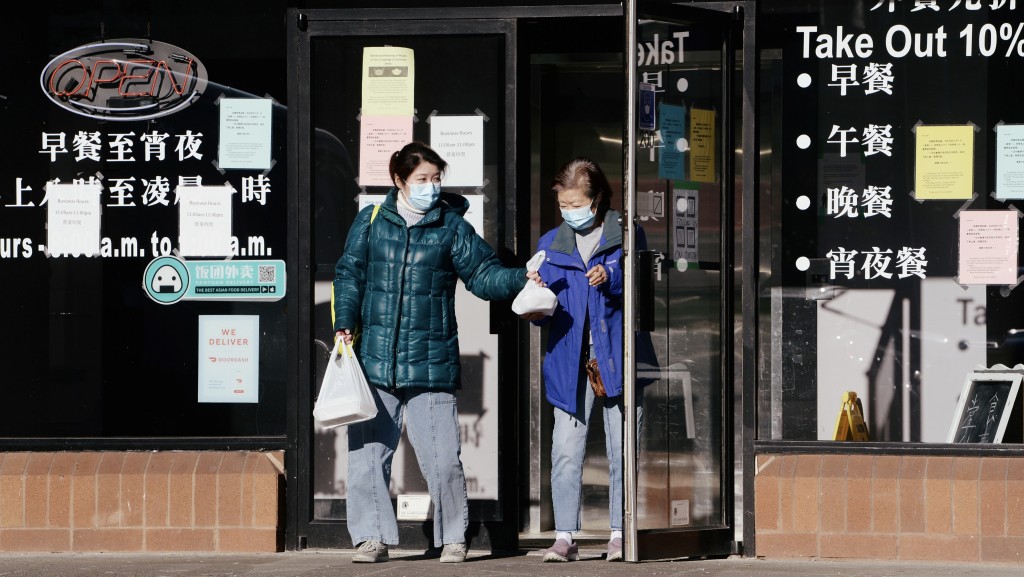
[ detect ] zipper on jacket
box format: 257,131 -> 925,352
389,225 -> 410,392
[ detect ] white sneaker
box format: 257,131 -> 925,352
606,536 -> 623,561
542,538 -> 579,562
352,540 -> 388,563
440,542 -> 468,563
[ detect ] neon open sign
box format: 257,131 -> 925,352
39,39 -> 208,121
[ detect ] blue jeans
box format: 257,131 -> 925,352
346,387 -> 468,547
551,348 -> 644,532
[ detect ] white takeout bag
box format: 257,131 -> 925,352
511,250 -> 558,316
313,340 -> 378,428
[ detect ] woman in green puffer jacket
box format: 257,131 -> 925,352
331,141 -> 540,564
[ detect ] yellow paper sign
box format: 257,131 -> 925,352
689,108 -> 716,183
914,124 -> 974,200
361,47 -> 415,116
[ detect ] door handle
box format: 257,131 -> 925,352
635,250 -> 658,331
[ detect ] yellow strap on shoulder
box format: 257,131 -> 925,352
331,203 -> 381,327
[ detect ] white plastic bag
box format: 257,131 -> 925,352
511,250 -> 558,316
313,340 -> 378,428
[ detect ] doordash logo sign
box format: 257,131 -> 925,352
40,38 -> 208,121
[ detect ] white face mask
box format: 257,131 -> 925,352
560,201 -> 596,230
405,182 -> 440,211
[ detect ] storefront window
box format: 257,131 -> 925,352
759,1 -> 1024,443
0,5 -> 289,438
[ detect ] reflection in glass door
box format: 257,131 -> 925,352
623,1 -> 738,561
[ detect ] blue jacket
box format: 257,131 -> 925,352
532,210 -> 653,413
333,189 -> 526,391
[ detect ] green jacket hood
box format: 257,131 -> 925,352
439,191 -> 470,216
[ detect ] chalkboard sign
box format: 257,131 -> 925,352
947,370 -> 1024,443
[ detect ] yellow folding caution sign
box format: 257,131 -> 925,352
832,391 -> 870,441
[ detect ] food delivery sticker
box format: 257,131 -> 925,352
143,256 -> 190,305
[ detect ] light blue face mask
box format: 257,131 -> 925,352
561,201 -> 596,230
405,182 -> 441,211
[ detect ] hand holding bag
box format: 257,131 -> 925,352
313,339 -> 378,428
585,358 -> 607,397
511,250 -> 558,316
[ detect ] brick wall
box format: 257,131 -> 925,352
755,453 -> 1024,563
0,451 -> 284,552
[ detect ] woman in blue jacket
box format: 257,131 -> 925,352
521,157 -> 647,563
332,142 -> 538,564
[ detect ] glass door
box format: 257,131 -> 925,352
623,1 -> 739,562
290,11 -> 522,550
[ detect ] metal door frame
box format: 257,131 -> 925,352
287,9 -> 519,551
286,4 -> 626,552
622,0 -> 754,562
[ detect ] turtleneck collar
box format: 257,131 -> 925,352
396,190 -> 426,215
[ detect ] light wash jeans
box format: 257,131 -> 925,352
346,387 -> 468,548
551,346 -> 644,532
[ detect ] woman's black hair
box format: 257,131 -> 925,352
389,141 -> 448,185
550,157 -> 613,225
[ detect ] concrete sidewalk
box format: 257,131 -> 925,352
0,548 -> 1020,577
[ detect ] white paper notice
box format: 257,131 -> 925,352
46,182 -> 102,258
198,315 -> 259,403
462,195 -> 484,234
996,124 -> 1024,200
958,210 -> 1019,285
358,193 -> 387,212
178,185 -> 234,257
430,115 -> 484,187
218,98 -> 273,170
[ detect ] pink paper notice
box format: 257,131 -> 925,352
359,115 -> 413,187
959,210 -> 1019,285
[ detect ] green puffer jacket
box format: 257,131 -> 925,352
332,189 -> 526,391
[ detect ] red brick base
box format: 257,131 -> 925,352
0,451 -> 284,552
755,454 -> 1024,563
